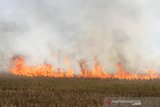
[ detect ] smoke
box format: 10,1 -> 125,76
0,0 -> 160,73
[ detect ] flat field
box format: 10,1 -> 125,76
0,74 -> 160,107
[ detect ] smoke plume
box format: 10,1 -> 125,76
0,0 -> 160,73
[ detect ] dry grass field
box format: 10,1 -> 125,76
0,74 -> 160,107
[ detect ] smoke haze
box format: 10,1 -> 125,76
0,0 -> 160,73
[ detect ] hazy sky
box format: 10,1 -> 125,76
0,0 -> 160,73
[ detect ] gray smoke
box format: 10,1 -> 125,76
0,0 -> 160,73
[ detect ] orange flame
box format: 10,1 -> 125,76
11,57 -> 54,77
10,56 -> 160,79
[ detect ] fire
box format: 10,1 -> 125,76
11,56 -> 54,77
55,68 -> 64,78
93,57 -> 112,78
10,56 -> 160,79
65,69 -> 74,78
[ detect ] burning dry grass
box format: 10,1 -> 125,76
10,56 -> 160,80
0,74 -> 160,107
